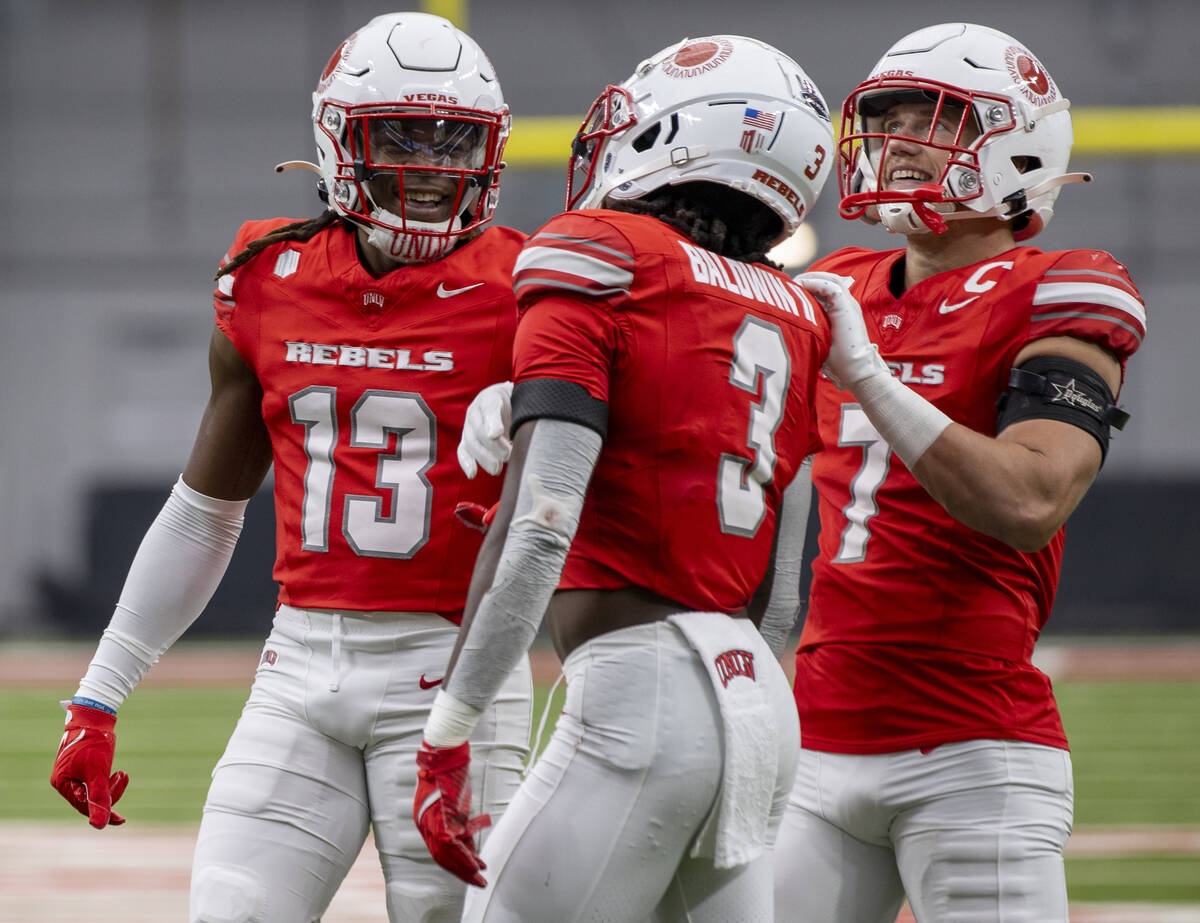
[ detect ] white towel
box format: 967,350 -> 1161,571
669,612 -> 778,869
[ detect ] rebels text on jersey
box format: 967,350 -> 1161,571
212,219 -> 524,618
512,210 -> 830,613
797,245 -> 1146,753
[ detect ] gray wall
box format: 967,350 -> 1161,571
2,0 -> 1197,634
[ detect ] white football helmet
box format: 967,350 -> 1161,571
566,35 -> 835,246
839,22 -> 1089,240
311,12 -> 509,263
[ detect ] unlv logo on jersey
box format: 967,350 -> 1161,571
714,649 -> 756,687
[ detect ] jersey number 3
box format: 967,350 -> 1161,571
289,386 -> 435,559
718,317 -> 790,537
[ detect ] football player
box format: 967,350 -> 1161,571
778,22 -> 1146,922
49,13 -> 532,923
412,34 -> 835,923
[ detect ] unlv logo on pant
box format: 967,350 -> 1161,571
260,649 -> 278,667
714,649 -> 755,687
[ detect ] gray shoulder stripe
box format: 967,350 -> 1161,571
513,277 -> 630,297
1042,268 -> 1135,288
1030,310 -> 1143,342
531,232 -> 636,263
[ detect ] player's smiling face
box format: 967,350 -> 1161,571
365,117 -> 486,223
871,99 -> 979,192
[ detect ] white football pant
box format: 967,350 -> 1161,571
774,738 -> 1074,922
189,605 -> 532,923
465,617 -> 799,923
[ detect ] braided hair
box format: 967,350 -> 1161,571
214,210 -> 342,281
603,181 -> 784,268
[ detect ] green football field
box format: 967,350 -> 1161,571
6,677 -> 1198,905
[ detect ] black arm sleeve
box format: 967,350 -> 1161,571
512,378 -> 609,440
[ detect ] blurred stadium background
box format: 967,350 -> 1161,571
1,0 -> 1197,919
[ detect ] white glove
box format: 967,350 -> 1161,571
457,381 -> 514,478
793,272 -> 890,391
795,273 -> 951,466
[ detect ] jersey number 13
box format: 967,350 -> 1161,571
289,386 -> 435,559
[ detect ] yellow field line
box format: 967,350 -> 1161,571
420,0 -> 468,30
504,108 -> 1200,168
1073,106 -> 1200,154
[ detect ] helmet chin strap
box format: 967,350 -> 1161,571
878,184 -> 954,235
364,207 -> 465,264
880,173 -> 1093,236
879,201 -> 949,235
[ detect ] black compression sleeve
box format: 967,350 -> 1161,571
511,378 -> 609,440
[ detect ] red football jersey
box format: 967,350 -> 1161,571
512,210 -> 830,613
796,245 -> 1146,753
212,219 -> 524,617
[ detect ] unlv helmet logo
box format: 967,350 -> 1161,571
662,39 -> 734,78
317,35 -> 356,92
1005,46 -> 1056,105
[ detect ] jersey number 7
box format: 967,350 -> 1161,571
835,404 -> 891,563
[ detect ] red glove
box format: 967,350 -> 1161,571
414,740 -> 491,886
50,701 -> 129,828
454,501 -> 499,534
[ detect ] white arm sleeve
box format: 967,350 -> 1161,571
853,370 -> 952,468
74,476 -> 248,710
758,456 -> 813,659
440,419 -> 601,723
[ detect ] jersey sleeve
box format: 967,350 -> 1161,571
512,296 -> 622,402
511,213 -> 635,402
1028,250 -> 1146,362
211,218 -> 295,339
513,212 -> 636,308
211,231 -> 247,338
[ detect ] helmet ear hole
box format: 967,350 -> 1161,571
1012,155 -> 1041,174
631,122 -> 662,152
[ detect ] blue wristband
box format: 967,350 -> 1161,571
71,695 -> 117,715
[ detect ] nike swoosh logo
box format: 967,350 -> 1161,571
59,728 -> 86,753
417,790 -> 441,821
419,674 -> 444,690
436,282 -> 485,298
938,295 -> 979,314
